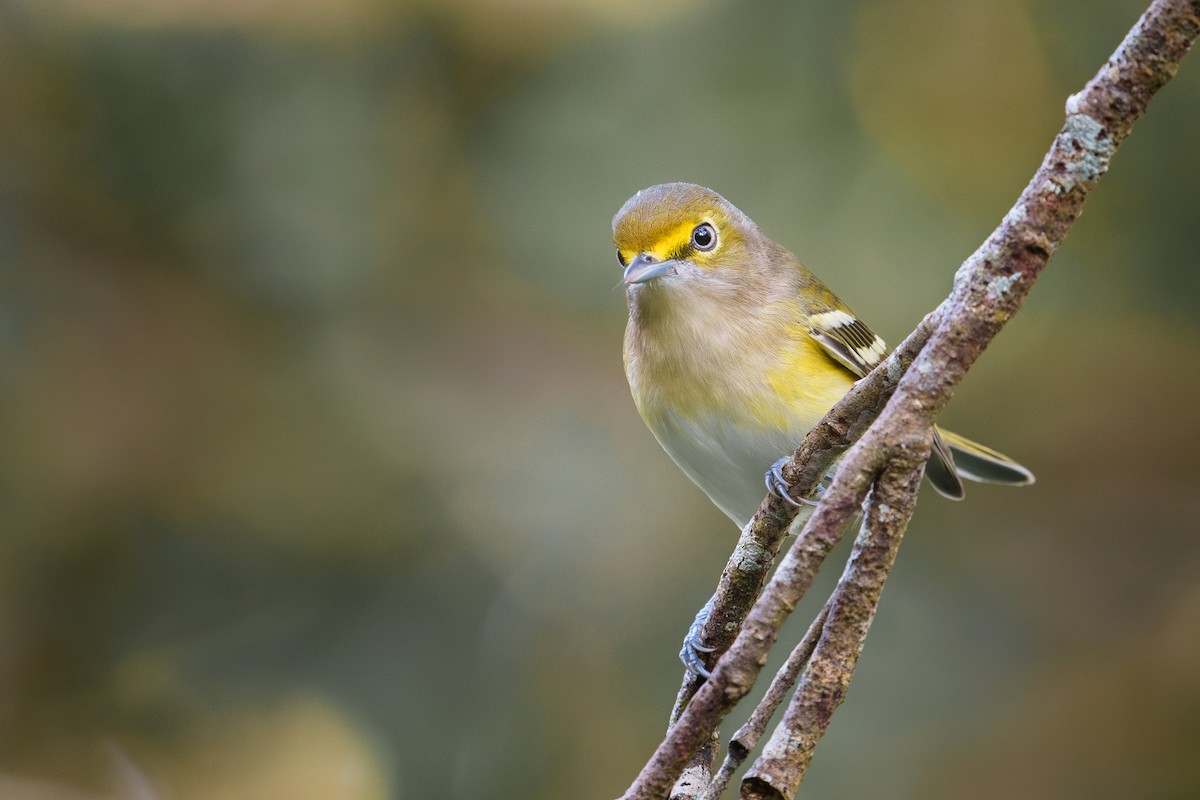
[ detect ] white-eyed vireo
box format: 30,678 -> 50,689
615,183 -> 1033,530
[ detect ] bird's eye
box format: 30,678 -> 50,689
616,249 -> 627,266
691,223 -> 717,251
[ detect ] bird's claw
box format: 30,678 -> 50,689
680,600 -> 717,681
679,461 -> 828,682
765,457 -> 820,507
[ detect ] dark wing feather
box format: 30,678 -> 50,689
806,310 -> 888,379
805,308 -> 967,499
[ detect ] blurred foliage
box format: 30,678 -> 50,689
0,0 -> 1198,798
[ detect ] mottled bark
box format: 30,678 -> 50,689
700,604 -> 831,800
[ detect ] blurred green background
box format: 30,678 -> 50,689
1,0 -> 1198,798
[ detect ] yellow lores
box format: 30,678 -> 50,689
615,183 -> 1033,529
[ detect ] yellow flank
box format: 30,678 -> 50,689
763,332 -> 856,425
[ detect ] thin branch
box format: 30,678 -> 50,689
741,459 -> 925,798
618,2 -> 1200,798
627,419 -> 888,800
701,602 -> 832,800
729,603 -> 831,764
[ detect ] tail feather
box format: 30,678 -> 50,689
926,430 -> 965,500
926,427 -> 1034,500
939,428 -> 1035,485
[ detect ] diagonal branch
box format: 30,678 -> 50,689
701,600 -> 832,800
620,1 -> 1200,798
742,457 -> 925,798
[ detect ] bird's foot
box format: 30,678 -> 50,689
765,457 -> 821,507
680,599 -> 718,681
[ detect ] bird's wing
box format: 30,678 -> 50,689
805,309 -> 888,379
805,308 -> 967,497
806,307 -> 966,497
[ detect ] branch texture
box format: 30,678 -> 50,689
742,459 -> 924,798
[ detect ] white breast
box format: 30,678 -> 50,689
647,406 -> 815,529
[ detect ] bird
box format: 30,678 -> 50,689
615,182 -> 1034,531
615,183 -> 1034,677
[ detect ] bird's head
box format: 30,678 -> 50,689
612,183 -> 765,294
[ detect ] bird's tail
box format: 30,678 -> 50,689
925,427 -> 1035,500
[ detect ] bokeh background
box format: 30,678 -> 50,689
1,0 -> 1198,798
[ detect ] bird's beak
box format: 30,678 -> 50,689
623,253 -> 680,285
